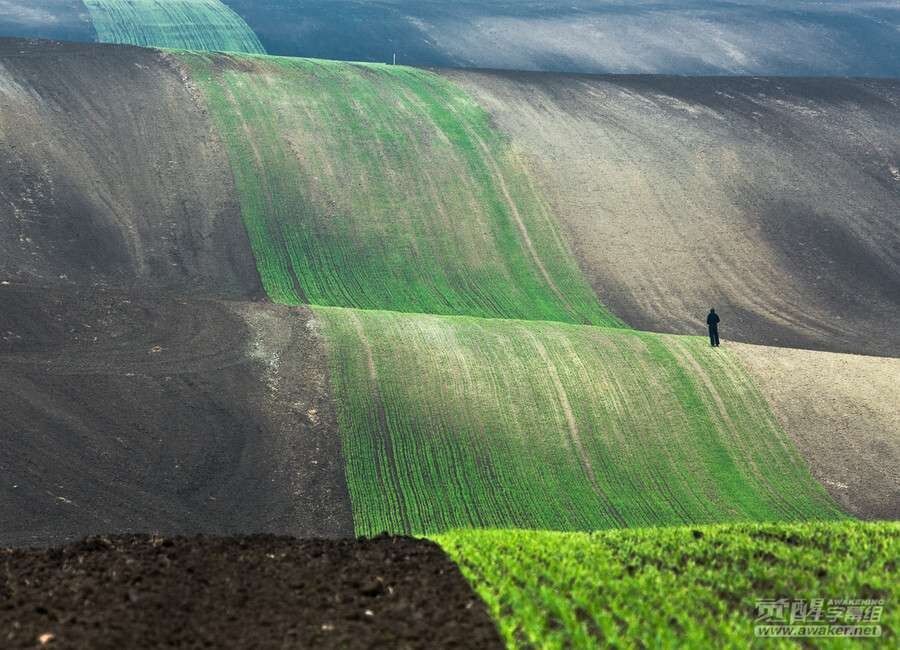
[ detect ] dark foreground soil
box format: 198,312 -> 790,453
0,535 -> 502,649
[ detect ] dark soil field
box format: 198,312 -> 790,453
0,535 -> 502,649
0,284 -> 353,547
0,38 -> 257,298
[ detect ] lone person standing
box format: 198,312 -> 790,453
707,308 -> 721,347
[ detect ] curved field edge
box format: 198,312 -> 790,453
446,71 -> 900,358
83,0 -> 264,53
178,51 -> 620,327
731,343 -> 900,521
314,306 -> 844,537
434,522 -> 899,649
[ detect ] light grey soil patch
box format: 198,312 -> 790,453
732,342 -> 900,520
446,71 -> 900,358
227,301 -> 354,539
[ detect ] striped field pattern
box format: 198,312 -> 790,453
181,53 -> 620,326
84,0 -> 264,53
315,306 -> 844,536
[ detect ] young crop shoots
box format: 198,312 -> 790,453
436,522 -> 899,649
182,53 -> 620,326
85,0 -> 265,53
316,307 -> 844,536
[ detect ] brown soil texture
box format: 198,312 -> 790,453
0,284 -> 353,547
0,535 -> 502,649
447,71 -> 900,358
733,342 -> 900,521
0,38 -> 259,299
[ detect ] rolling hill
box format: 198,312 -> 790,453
1,2 -> 900,76
0,285 -> 353,546
316,306 -> 844,536
4,40 -> 897,354
1,40 -> 897,548
0,39 -> 259,297
449,70 -> 900,357
83,0 -> 264,53
181,52 -> 619,325
2,37 -> 898,646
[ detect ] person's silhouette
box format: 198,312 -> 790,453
707,308 -> 721,347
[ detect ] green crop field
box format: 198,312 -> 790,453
84,0 -> 265,53
181,52 -> 619,326
315,306 -> 843,536
436,522 -> 898,649
163,51 -> 887,645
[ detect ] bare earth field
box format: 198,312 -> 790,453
447,70 -> 900,358
0,38 -> 257,297
733,342 -> 900,520
0,285 -> 352,547
0,535 -> 501,649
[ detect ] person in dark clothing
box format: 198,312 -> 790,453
707,308 -> 720,347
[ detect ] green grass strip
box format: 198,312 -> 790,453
179,52 -> 619,326
84,0 -> 264,53
315,306 -> 844,536
435,522 -> 898,649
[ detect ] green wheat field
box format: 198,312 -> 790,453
84,0 -> 264,53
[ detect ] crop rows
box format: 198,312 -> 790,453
435,522 -> 899,649
84,0 -> 264,53
314,306 -> 843,536
181,52 -> 619,326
